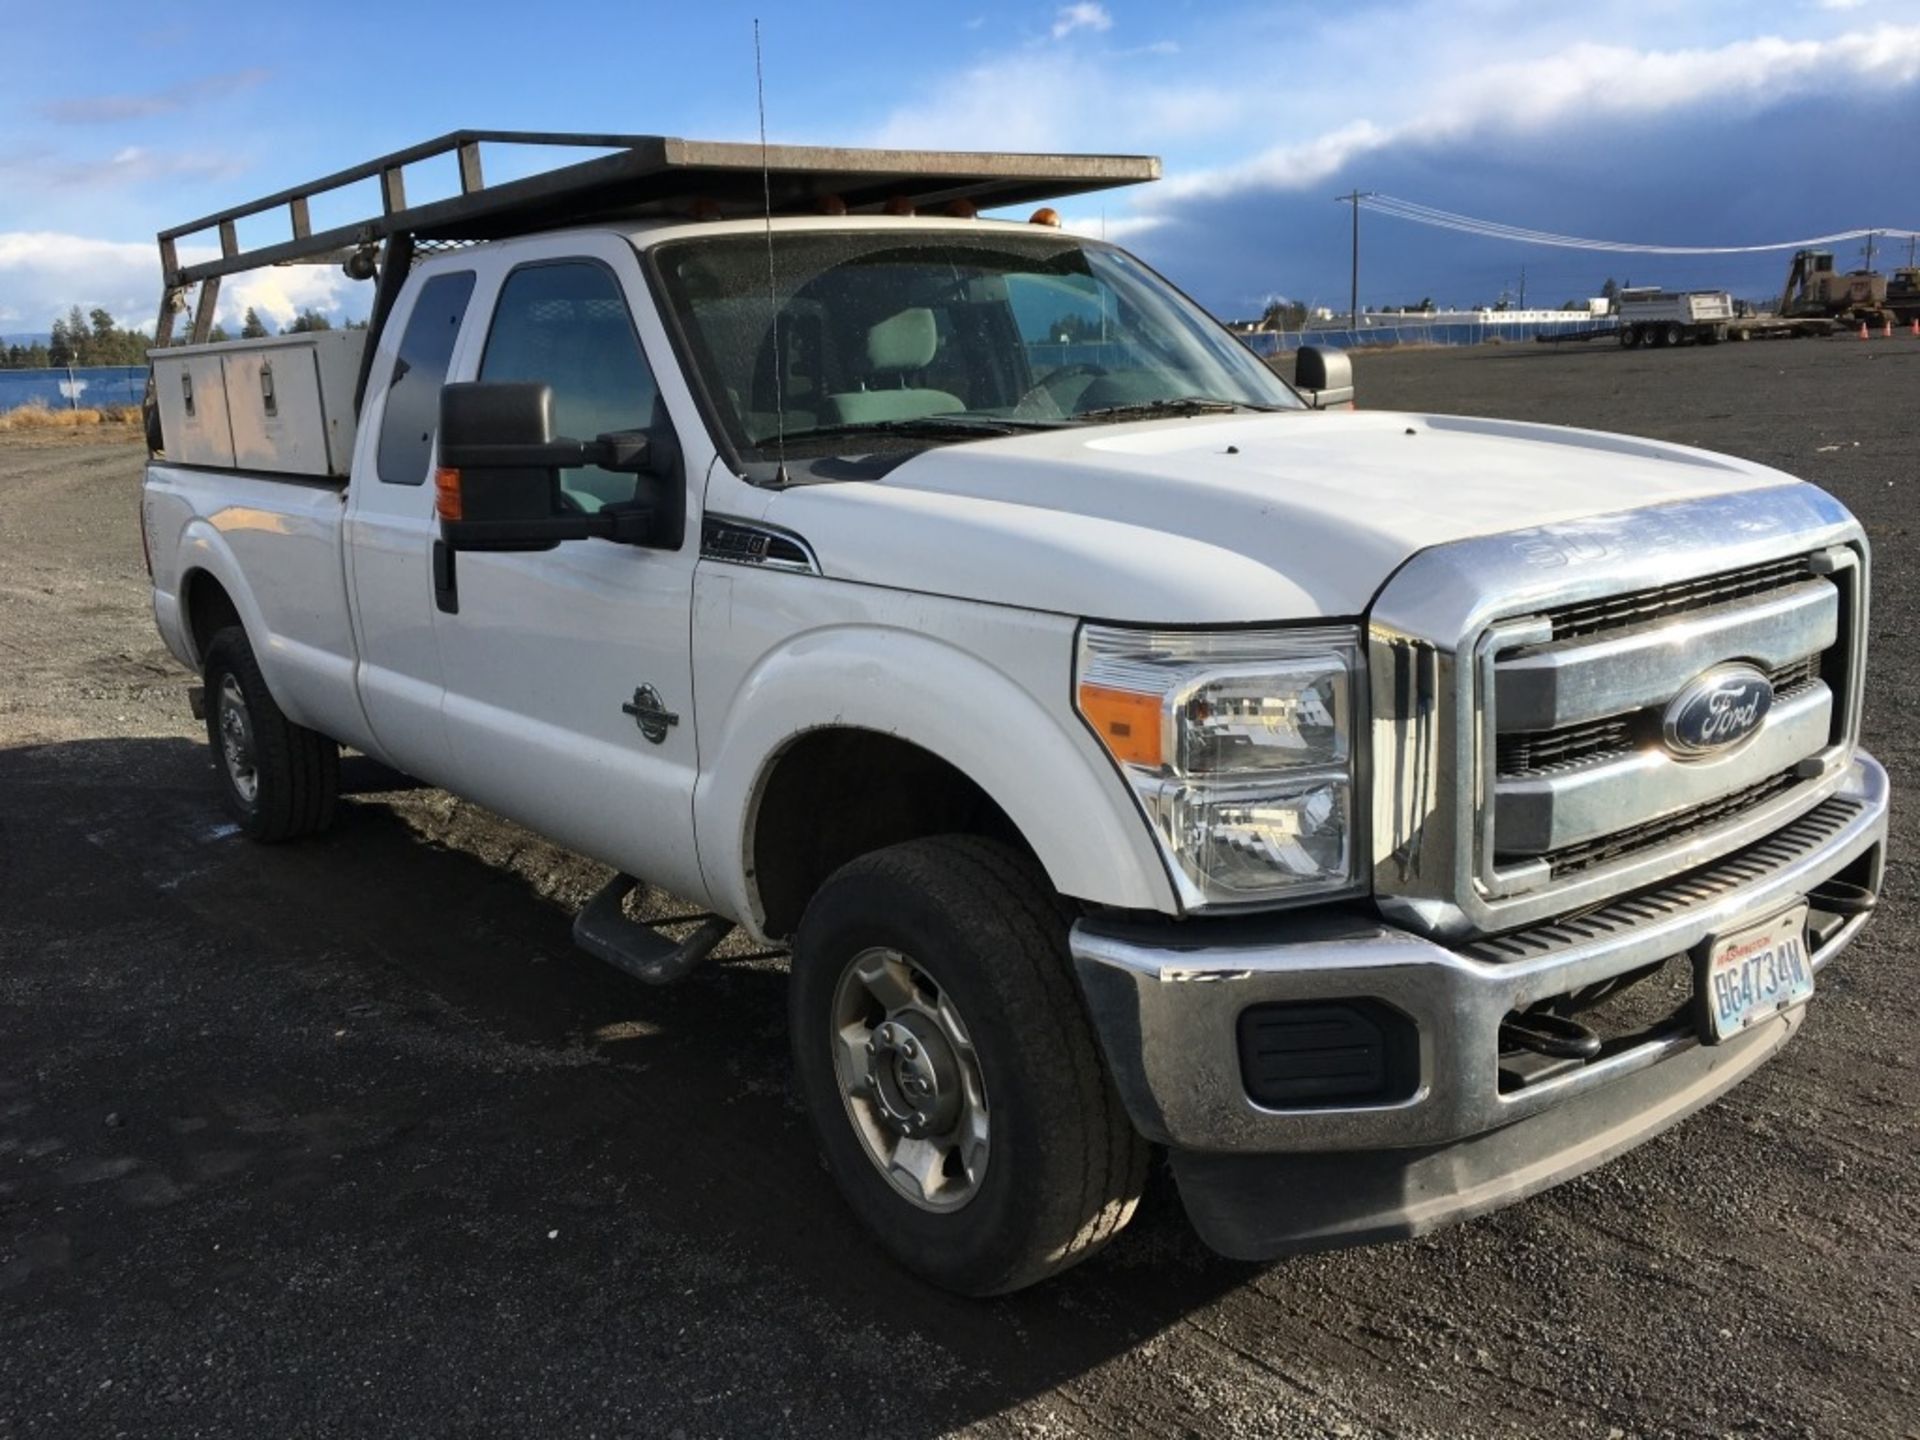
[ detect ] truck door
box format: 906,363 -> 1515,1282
429,245 -> 710,906
343,267 -> 478,780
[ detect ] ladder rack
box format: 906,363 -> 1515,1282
152,129 -> 1160,347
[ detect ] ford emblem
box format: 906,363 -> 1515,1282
1662,664 -> 1774,759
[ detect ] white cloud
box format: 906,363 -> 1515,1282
1051,3 -> 1112,40
869,52 -> 1245,151
1055,213 -> 1168,243
0,231 -> 361,335
0,144 -> 249,192
1816,0 -> 1869,10
38,68 -> 270,125
1159,24 -> 1920,203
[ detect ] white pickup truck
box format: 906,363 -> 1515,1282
141,133 -> 1887,1295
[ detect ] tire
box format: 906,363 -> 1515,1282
1664,323 -> 1686,348
202,626 -> 339,842
789,835 -> 1149,1295
1617,325 -> 1637,348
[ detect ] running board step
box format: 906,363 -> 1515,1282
572,874 -> 733,985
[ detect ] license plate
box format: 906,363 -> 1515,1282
1698,905 -> 1813,1045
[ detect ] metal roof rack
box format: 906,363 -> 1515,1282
152,130 -> 1160,346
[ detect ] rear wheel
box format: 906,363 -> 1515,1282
1618,324 -> 1638,348
789,835 -> 1148,1295
1664,322 -> 1686,347
202,626 -> 339,842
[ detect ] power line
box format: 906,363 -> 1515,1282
1358,194 -> 1920,256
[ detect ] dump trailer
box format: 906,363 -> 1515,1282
1615,288 -> 1734,348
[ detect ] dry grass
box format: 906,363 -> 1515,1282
0,399 -> 142,432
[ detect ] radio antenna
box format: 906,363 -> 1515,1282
754,18 -> 789,485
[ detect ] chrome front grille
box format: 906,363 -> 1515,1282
1485,551 -> 1858,892
1495,655 -> 1828,780
1529,770 -> 1801,876
1367,483 -> 1869,941
1534,555 -> 1813,641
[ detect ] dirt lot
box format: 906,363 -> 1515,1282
2,339 -> 1916,1438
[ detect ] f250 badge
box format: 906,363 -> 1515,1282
1662,665 -> 1773,759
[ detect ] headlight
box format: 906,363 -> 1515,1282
1076,625 -> 1364,909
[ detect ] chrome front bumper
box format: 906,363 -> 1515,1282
1070,752 -> 1888,1158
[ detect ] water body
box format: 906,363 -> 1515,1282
0,366 -> 148,414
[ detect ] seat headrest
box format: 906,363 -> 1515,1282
866,308 -> 938,373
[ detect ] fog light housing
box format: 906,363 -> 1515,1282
1236,1000 -> 1419,1108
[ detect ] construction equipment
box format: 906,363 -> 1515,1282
1778,249 -> 1895,328
1887,268 -> 1920,324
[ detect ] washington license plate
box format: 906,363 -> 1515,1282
1699,905 -> 1813,1044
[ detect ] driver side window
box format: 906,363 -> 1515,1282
480,261 -> 659,512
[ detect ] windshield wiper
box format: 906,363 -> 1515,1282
769,414 -> 1066,446
1073,397 -> 1284,423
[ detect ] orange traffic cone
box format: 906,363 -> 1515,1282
1859,322 -> 1869,340
1883,319 -> 1893,339
1912,318 -> 1918,337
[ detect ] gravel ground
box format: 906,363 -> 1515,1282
1,339 -> 1916,1439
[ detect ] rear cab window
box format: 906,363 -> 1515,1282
376,271 -> 477,485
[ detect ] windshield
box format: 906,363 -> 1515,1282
651,228 -> 1300,466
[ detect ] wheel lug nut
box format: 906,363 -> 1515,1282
903,1041 -> 918,1058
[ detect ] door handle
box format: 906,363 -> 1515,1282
432,539 -> 458,614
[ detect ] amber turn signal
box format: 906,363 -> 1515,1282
434,466 -> 463,522
1077,682 -> 1163,768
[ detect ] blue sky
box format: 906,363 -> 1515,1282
3,0 -> 1917,337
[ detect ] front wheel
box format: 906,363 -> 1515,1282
789,836 -> 1148,1295
203,626 -> 339,842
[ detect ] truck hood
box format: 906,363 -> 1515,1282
762,410 -> 1798,623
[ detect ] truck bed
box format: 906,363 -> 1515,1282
144,462 -> 368,751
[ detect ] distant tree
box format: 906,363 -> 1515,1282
287,308 -> 333,333
241,307 -> 271,339
344,318 -> 370,330
1259,297 -> 1307,331
207,324 -> 231,343
48,317 -> 73,367
1600,277 -> 1620,304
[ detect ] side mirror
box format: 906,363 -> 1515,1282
436,381 -> 656,552
1294,346 -> 1355,410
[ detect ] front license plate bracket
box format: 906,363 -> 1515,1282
1693,903 -> 1813,1046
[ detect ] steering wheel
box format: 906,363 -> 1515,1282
1013,362 -> 1109,415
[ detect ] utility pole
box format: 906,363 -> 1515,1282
1518,265 -> 1527,310
1335,190 -> 1377,329
1864,230 -> 1877,274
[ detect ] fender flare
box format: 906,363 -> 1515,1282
693,625 -> 1178,937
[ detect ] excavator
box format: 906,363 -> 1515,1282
1778,248 -> 1919,326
